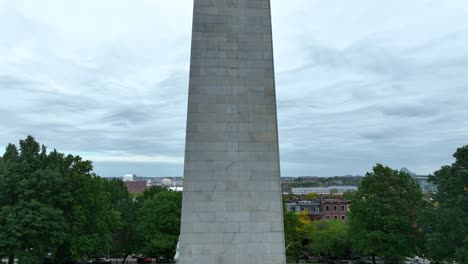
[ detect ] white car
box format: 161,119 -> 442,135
406,256 -> 421,264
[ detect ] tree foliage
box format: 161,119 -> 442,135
0,136 -> 185,263
283,205 -> 351,263
104,179 -> 138,262
348,164 -> 424,263
308,220 -> 351,262
0,138 -> 68,263
283,209 -> 302,261
425,146 -> 468,263
0,137 -> 120,263
8,136 -> 466,263
135,190 -> 182,259
305,192 -> 319,201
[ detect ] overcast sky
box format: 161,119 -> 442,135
1,0 -> 467,177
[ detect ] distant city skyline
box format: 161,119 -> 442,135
1,0 -> 468,177
99,170 -> 420,178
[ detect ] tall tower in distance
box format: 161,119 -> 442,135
179,0 -> 286,263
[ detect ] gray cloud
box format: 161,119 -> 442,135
1,0 -> 468,177
380,104 -> 439,118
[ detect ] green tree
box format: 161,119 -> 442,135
342,191 -> 355,201
55,173 -> 120,262
305,192 -> 319,201
283,210 -> 303,262
0,137 -> 67,264
283,209 -> 315,262
103,179 -> 138,263
348,164 -> 424,264
425,146 -> 468,263
329,188 -> 338,196
141,186 -> 168,200
0,136 -> 120,263
135,190 -> 182,259
309,220 -> 351,264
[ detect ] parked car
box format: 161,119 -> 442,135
156,256 -> 169,263
94,258 -> 111,264
77,259 -> 93,264
137,257 -> 152,264
406,256 -> 421,264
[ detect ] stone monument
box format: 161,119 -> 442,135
179,0 -> 286,263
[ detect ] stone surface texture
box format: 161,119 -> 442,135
179,0 -> 285,263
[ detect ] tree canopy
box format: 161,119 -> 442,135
0,137 -> 124,263
2,136 -> 466,264
135,189 -> 182,259
425,146 -> 468,263
0,138 -> 69,263
0,136 -> 182,263
348,164 -> 424,263
308,220 -> 351,262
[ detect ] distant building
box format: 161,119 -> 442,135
124,180 -> 148,193
321,199 -> 351,221
400,168 -> 437,193
285,201 -> 322,221
412,175 -> 437,193
144,177 -> 183,188
291,186 -> 358,195
122,174 -> 135,182
285,197 -> 351,221
169,186 -> 183,192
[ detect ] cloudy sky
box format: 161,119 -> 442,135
1,0 -> 467,177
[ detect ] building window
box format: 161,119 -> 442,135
334,215 -> 338,220
315,208 -> 320,213
333,205 -> 337,211
326,205 -> 329,212
341,205 -> 345,211
326,215 -> 330,219
341,215 -> 346,220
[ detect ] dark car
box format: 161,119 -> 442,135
76,259 -> 93,264
137,257 -> 152,264
156,256 -> 169,263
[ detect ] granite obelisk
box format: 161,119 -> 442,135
179,1 -> 286,263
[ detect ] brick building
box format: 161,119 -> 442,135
285,201 -> 322,221
285,198 -> 351,221
124,180 -> 148,193
321,199 -> 351,221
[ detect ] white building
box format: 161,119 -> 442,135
292,186 -> 358,195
